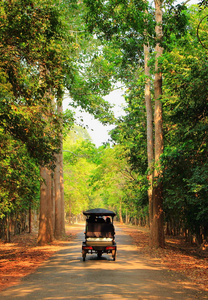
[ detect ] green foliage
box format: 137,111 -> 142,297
84,0 -> 151,41
161,7 -> 208,238
198,0 -> 208,7
63,127 -> 143,221
109,79 -> 149,219
0,130 -> 40,219
83,0 -> 149,76
111,75 -> 147,170
0,0 -> 117,227
63,128 -> 100,217
0,0 -> 74,224
162,4 -> 189,50
105,4 -> 208,235
1,0 -> 207,241
83,0 -> 190,71
68,40 -> 117,124
89,144 -> 147,220
0,0 -> 76,166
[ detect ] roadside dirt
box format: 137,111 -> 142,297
120,224 -> 208,292
0,223 -> 207,294
0,225 -> 79,292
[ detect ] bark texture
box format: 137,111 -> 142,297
54,154 -> 62,239
38,167 -> 54,245
54,102 -> 65,238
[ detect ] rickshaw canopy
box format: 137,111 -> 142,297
83,208 -> 116,217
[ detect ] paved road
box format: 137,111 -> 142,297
0,225 -> 207,300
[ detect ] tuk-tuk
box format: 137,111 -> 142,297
82,208 -> 117,261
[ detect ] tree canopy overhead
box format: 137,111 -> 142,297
0,0 -> 118,232
1,0 -> 208,250
0,0 -> 118,165
0,0 -> 74,165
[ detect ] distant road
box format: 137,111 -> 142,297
0,224 -> 206,299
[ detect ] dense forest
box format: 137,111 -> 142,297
0,0 -> 207,248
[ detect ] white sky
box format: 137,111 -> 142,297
63,87 -> 126,147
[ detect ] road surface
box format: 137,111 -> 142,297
0,224 -> 207,299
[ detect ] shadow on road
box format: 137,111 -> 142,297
0,224 -> 207,300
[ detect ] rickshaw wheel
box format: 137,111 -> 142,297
82,250 -> 86,261
97,251 -> 102,258
112,250 -> 116,261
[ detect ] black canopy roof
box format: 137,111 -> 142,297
83,208 -> 116,217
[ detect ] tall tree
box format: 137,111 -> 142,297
0,0 -> 75,243
0,0 -> 117,243
54,102 -> 65,239
150,0 -> 165,248
144,42 -> 154,231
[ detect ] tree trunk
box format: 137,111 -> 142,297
38,167 -> 54,245
5,215 -> 11,243
125,209 -> 129,224
144,43 -> 154,229
54,154 -> 62,239
53,101 -> 65,238
119,200 -> 123,224
68,201 -> 72,224
150,0 -> 165,248
60,136 -> 65,235
29,205 -> 32,233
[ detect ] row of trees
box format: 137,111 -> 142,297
0,0 -> 207,248
0,0 -> 66,242
63,127 -> 143,225
88,3 -> 208,246
0,0 -> 115,243
63,2 -> 208,247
